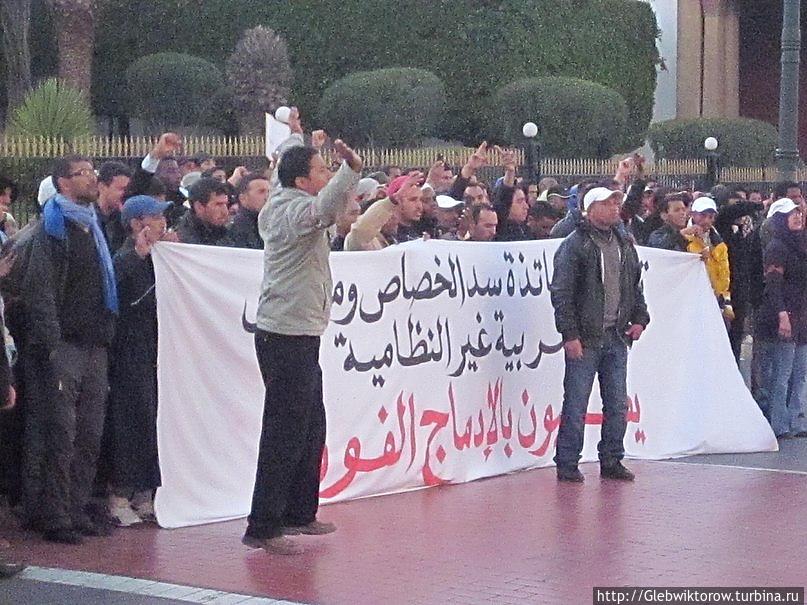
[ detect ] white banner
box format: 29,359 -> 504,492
152,240 -> 776,528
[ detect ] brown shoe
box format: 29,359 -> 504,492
242,534 -> 302,555
600,461 -> 635,481
282,520 -> 336,536
263,536 -> 303,555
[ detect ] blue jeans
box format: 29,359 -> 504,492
554,329 -> 628,469
754,340 -> 804,437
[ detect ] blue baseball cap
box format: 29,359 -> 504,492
121,195 -> 172,222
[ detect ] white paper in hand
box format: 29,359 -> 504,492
265,113 -> 291,158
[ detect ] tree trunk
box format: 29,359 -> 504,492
0,0 -> 33,121
49,1 -> 95,94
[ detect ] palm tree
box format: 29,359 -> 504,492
47,0 -> 97,94
0,0 -> 33,121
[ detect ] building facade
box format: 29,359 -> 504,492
646,0 -> 806,155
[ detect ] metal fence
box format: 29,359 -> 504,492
2,135 -> 804,224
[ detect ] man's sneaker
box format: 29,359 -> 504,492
556,466 -> 584,483
42,528 -> 84,545
131,494 -> 156,523
242,534 -> 303,555
600,461 -> 635,481
74,516 -> 115,537
282,520 -> 336,536
263,536 -> 303,555
0,561 -> 26,578
108,497 -> 143,527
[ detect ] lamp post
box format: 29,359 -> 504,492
704,136 -> 721,189
775,0 -> 802,182
522,121 -> 541,186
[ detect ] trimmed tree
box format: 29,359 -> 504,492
490,77 -> 629,158
1,0 -> 34,120
318,68 -> 446,147
648,118 -> 779,167
226,26 -> 292,135
125,52 -> 224,132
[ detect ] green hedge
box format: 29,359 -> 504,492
318,68 -> 446,147
648,118 -> 778,166
124,52 -> 224,131
489,77 -> 629,158
88,0 -> 657,142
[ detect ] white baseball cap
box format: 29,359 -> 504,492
583,187 -> 625,212
436,195 -> 464,209
691,196 -> 717,213
767,197 -> 799,218
37,175 -> 56,206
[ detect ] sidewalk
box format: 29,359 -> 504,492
2,446 -> 805,605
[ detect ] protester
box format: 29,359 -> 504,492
0,283 -> 23,577
244,139 -> 362,556
330,199 -> 362,251
550,186 -> 649,482
389,175 -> 425,242
0,177 -> 19,244
754,199 -> 807,439
527,201 -> 560,240
344,173 -> 423,251
466,204 -> 498,242
715,185 -> 767,361
647,193 -> 693,252
95,161 -> 133,256
19,156 -> 117,543
492,149 -> 530,242
106,195 -> 175,527
537,186 -> 571,215
132,133 -> 187,227
175,178 -> 230,246
433,195 -> 464,239
220,174 -> 271,250
686,197 -> 734,321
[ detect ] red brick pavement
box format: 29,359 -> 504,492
3,461 -> 805,605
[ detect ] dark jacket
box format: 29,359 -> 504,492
107,238 -> 161,490
495,220 -> 531,242
176,211 -> 227,246
19,220 -> 116,351
715,201 -> 763,308
221,208 -> 262,250
647,223 -> 688,252
756,215 -> 807,343
551,222 -> 650,346
550,208 -> 579,239
95,205 -> 128,256
128,166 -> 187,229
397,222 -> 424,243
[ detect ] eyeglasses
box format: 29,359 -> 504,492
68,169 -> 96,178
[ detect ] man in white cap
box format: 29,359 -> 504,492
550,186 -> 650,482
686,196 -> 733,321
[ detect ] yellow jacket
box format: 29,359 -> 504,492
686,231 -> 731,300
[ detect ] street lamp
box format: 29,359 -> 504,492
522,121 -> 541,185
775,0 -> 801,181
704,136 -> 721,189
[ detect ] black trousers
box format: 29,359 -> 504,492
246,331 -> 325,539
22,342 -> 108,531
729,299 -> 750,363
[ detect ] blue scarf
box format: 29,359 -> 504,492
43,194 -> 118,314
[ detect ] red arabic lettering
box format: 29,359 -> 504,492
420,409 -> 449,486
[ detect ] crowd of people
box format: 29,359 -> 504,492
0,107 -> 804,558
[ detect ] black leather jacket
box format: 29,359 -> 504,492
550,221 -> 650,346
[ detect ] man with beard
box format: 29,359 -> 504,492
20,156 -> 117,543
